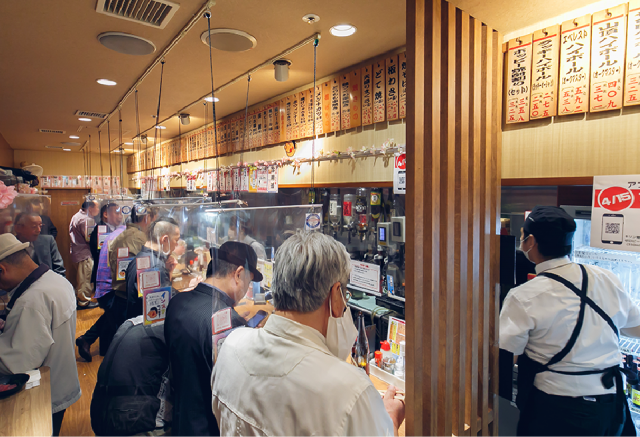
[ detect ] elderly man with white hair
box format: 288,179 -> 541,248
211,231 -> 405,436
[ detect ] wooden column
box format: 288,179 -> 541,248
406,0 -> 502,435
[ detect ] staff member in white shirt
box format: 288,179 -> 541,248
0,234 -> 80,435
212,231 -> 404,436
500,206 -> 640,436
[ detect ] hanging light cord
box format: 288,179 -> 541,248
153,60 -> 166,190
311,37 -> 319,191
98,131 -> 104,177
89,135 -> 92,181
205,10 -> 221,201
108,120 -> 114,193
241,74 -> 251,192
135,89 -> 141,174
119,108 -> 124,198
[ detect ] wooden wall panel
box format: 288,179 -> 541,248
407,0 -> 502,435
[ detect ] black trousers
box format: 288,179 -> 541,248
82,293 -> 127,354
52,409 -> 66,436
518,387 -> 635,436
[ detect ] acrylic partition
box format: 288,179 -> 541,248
0,193 -> 53,235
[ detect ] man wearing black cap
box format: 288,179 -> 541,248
164,241 -> 262,436
500,206 -> 640,436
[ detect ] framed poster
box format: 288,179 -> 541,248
531,26 -> 560,119
591,175 -> 640,252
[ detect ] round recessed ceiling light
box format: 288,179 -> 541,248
330,24 -> 357,37
155,125 -> 166,129
97,78 -> 117,86
204,96 -> 219,103
200,29 -> 257,52
98,32 -> 156,56
302,14 -> 320,24
78,118 -> 92,122
69,135 -> 79,139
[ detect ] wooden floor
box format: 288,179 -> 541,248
61,307 -> 104,437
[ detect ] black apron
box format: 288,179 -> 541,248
0,264 -> 49,323
516,264 -> 635,436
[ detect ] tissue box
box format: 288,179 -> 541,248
25,369 -> 41,389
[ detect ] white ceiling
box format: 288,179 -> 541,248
0,0 -> 605,158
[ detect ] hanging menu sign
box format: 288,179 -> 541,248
506,35 -> 532,124
349,70 -> 361,128
314,85 -> 323,135
322,81 -> 332,133
279,98 -> 287,143
267,166 -> 278,193
386,55 -> 399,120
330,78 -> 341,132
257,168 -> 268,193
625,0 -> 640,105
306,88 -> 314,137
240,167 -> 249,192
373,61 -> 386,123
559,15 -> 592,115
531,26 -> 560,119
399,52 -> 407,119
362,65 -> 373,125
285,96 -> 293,141
341,73 -> 352,130
248,167 -> 258,193
296,91 -> 304,139
590,5 -> 627,112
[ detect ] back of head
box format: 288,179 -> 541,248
207,241 -> 257,279
131,203 -> 155,224
272,231 -> 351,313
524,206 -> 577,258
147,216 -> 179,242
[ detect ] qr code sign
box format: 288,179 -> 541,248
606,223 -> 621,234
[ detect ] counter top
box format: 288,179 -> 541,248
0,367 -> 52,436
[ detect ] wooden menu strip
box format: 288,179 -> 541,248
502,176 -> 594,186
279,181 -> 393,188
561,23 -> 590,32
593,14 -> 624,25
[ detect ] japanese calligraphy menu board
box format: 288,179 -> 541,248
128,52 -> 408,173
626,0 -> 640,105
506,35 -> 532,124
590,5 -> 627,112
560,15 -> 592,115
531,26 -> 560,119
591,174 -> 640,252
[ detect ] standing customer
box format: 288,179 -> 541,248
166,242 -> 258,436
211,232 -> 404,436
26,198 -> 57,239
500,206 -> 640,436
69,200 -> 100,309
14,212 -> 65,276
0,234 -> 81,436
89,203 -> 123,289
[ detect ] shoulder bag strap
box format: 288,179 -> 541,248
1,264 -> 50,319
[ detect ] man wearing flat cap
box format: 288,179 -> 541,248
165,241 -> 262,436
0,234 -> 80,435
500,206 -> 640,436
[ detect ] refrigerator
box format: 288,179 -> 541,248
562,205 -> 640,427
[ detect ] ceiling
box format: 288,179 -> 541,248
0,0 -> 604,158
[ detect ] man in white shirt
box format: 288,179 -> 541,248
500,206 -> 640,436
211,231 -> 404,436
0,233 -> 80,435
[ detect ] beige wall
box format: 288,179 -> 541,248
502,0 -> 640,179
14,150 -> 130,187
0,133 -> 14,168
131,120 -> 406,188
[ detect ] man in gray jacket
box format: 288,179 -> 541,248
14,212 -> 65,276
0,234 -> 80,435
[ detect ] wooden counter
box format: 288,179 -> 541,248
0,367 -> 52,436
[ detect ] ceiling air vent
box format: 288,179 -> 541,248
75,110 -> 108,119
96,0 -> 180,29
45,145 -> 63,149
39,129 -> 66,134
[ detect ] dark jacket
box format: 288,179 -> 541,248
91,318 -> 168,436
164,283 -> 245,436
125,247 -> 171,320
33,234 -> 65,276
89,222 -> 102,284
39,215 -> 57,239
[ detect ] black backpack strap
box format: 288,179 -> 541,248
539,264 -> 619,338
1,264 -> 49,321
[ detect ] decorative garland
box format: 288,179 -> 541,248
131,139 -> 405,182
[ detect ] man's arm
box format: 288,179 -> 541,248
49,238 -> 66,276
345,384 -> 400,436
0,307 -> 53,374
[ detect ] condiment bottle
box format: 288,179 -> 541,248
394,341 -> 406,379
355,312 -> 370,375
375,350 -> 383,368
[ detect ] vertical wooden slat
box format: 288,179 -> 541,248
407,1 -> 502,435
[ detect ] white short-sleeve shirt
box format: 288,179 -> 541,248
500,256 -> 640,396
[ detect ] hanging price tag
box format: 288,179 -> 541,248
394,153 -> 406,194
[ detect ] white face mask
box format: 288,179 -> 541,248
326,290 -> 358,361
520,235 -> 532,261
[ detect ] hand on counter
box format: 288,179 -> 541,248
383,384 -> 405,435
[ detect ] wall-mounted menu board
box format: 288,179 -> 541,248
590,4 -> 627,112
626,0 -> 640,105
128,51 -> 408,173
559,15 -> 592,115
531,26 -> 560,119
506,35 -> 532,123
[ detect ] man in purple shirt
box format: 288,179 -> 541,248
69,200 -> 99,309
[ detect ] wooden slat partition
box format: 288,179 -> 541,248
406,0 -> 502,435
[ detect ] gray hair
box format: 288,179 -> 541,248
147,216 -> 179,242
273,231 -> 351,313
